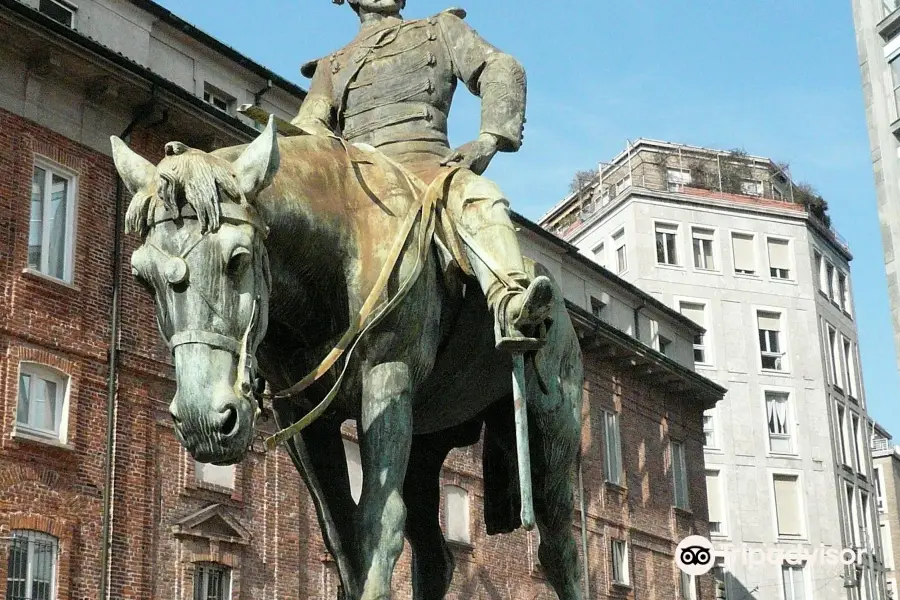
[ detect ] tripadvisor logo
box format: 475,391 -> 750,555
675,535 -> 715,576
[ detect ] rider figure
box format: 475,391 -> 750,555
293,0 -> 554,351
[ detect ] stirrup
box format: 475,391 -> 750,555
495,276 -> 554,354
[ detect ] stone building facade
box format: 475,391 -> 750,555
872,423 -> 900,599
0,1 -> 725,599
540,139 -> 885,600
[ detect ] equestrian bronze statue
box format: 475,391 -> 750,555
111,3 -> 585,599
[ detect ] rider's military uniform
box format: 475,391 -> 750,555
293,8 -> 552,348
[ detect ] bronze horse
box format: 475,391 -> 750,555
111,119 -> 585,600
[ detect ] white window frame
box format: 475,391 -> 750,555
39,0 -> 76,28
882,522 -> 895,570
672,441 -> 689,510
730,231 -> 757,276
765,236 -> 793,281
679,571 -> 697,599
691,226 -> 717,271
613,229 -> 627,274
846,482 -> 860,548
860,490 -> 875,552
655,221 -> 680,267
193,562 -> 232,600
756,308 -> 788,373
610,539 -> 629,586
705,468 -> 727,537
837,403 -> 853,468
770,470 -> 806,540
203,83 -> 234,114
443,485 -> 471,545
16,362 -> 69,442
814,250 -> 827,294
677,298 -> 711,367
853,415 -> 868,477
602,410 -> 624,486
5,530 -> 59,600
875,465 -> 887,513
826,261 -> 836,302
667,168 -> 692,192
838,271 -> 852,315
29,158 -> 77,283
764,388 -> 795,456
616,174 -> 632,195
740,178 -> 763,196
780,562 -> 810,600
702,409 -> 717,449
842,336 -> 858,399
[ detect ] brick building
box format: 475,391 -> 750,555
0,1 -> 725,599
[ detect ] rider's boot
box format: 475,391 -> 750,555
467,222 -> 555,354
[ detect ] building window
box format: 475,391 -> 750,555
886,0 -> 900,17
610,539 -> 629,586
826,262 -> 836,301
655,223 -> 679,266
875,465 -> 886,513
193,563 -> 231,600
766,238 -> 791,280
781,563 -> 808,600
592,242 -> 605,268
757,311 -> 785,371
838,272 -> 851,314
195,462 -> 235,490
39,0 -> 75,28
891,55 -> 900,121
443,485 -> 471,545
600,188 -> 611,206
590,296 -> 606,319
888,579 -> 897,600
846,483 -> 860,547
6,530 -> 58,600
731,233 -> 756,275
667,168 -> 691,192
825,324 -> 841,388
853,416 -> 867,476
882,522 -> 894,570
603,411 -> 623,486
703,410 -> 717,448
613,230 -> 627,274
672,441 -> 689,510
773,184 -> 785,200
740,179 -> 763,196
616,174 -> 631,195
842,337 -> 858,398
837,404 -> 852,467
657,335 -> 672,356
203,84 -> 234,114
679,301 -> 709,365
343,439 -> 363,503
712,562 -> 729,599
17,363 -> 67,440
30,162 -> 75,282
861,491 -> 875,551
692,227 -> 716,270
765,391 -> 792,454
679,572 -> 696,599
706,469 -> 726,536
773,474 -> 803,538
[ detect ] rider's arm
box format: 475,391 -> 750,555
291,56 -> 337,135
436,12 -> 527,153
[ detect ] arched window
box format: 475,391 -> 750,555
17,363 -> 69,442
6,530 -> 58,600
193,562 -> 231,600
343,439 -> 362,503
443,485 -> 470,544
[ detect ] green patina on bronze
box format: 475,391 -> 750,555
111,3 -> 586,599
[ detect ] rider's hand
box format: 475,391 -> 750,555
440,133 -> 500,175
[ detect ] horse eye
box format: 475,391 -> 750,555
228,247 -> 251,276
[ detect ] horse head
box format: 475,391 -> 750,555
111,118 -> 279,465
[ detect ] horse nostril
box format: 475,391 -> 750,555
219,405 -> 239,437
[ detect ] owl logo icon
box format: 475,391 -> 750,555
675,535 -> 715,576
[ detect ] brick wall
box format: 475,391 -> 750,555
0,108 -> 713,599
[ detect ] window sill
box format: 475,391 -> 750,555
710,532 -> 729,541
673,506 -> 693,517
656,263 -> 684,271
693,267 -> 720,274
11,427 -> 73,451
767,451 -> 801,460
760,368 -> 791,377
610,582 -> 632,591
605,481 -> 627,494
777,535 -> 808,544
703,447 -> 724,455
733,272 -> 759,280
769,277 -> 796,285
695,362 -> 716,371
21,268 -> 78,291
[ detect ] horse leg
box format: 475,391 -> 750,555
357,361 -> 413,600
529,391 -> 583,600
274,405 -> 360,599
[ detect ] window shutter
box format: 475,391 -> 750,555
773,475 -> 802,536
731,234 -> 756,273
767,238 -> 790,270
679,303 -> 705,327
705,471 -> 723,526
757,312 -> 781,332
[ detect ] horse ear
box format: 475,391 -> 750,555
233,115 -> 280,199
110,136 -> 156,195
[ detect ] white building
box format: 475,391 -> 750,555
850,0 -> 900,376
539,139 -> 885,600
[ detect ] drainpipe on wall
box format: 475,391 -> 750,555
98,100 -> 167,600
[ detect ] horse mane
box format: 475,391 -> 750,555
125,145 -> 244,237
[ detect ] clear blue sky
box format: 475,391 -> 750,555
156,0 -> 900,435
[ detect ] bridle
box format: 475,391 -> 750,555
141,202 -> 270,414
